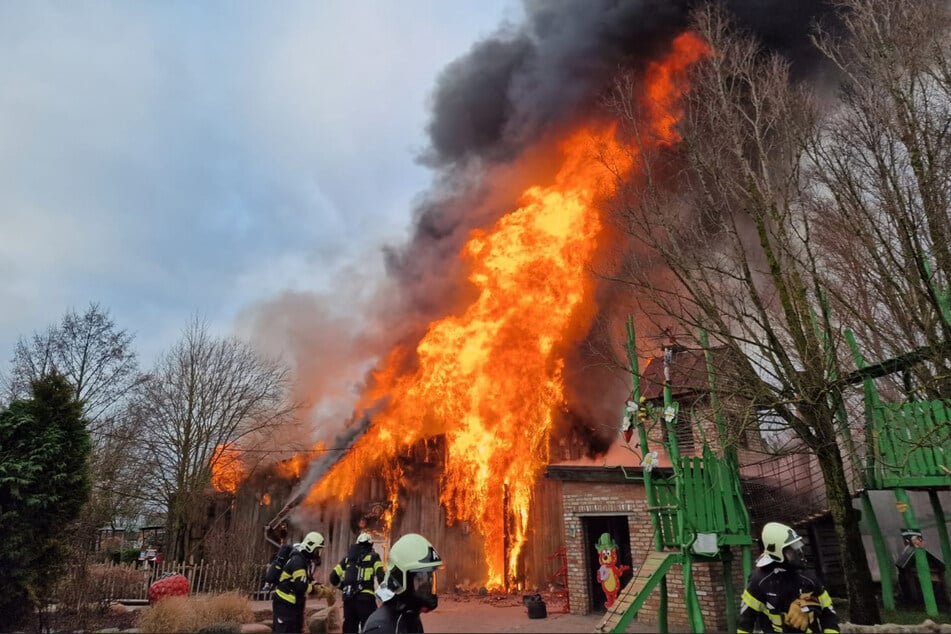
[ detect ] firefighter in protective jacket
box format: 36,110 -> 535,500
738,522 -> 840,633
272,531 -> 327,633
363,533 -> 443,634
330,532 -> 385,633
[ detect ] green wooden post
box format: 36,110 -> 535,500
698,330 -> 732,464
722,548 -> 739,632
812,298 -> 859,466
683,555 -> 704,633
661,346 -> 705,632
923,258 -> 951,329
859,491 -> 895,609
663,353 -> 680,634
626,318 -> 662,553
928,490 -> 951,604
625,317 -> 668,634
894,488 -> 939,617
846,330 -> 895,608
700,328 -> 748,632
660,355 -> 683,559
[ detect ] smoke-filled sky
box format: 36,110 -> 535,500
0,0 -> 520,375
2,0 -> 834,447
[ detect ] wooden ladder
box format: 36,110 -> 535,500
596,551 -> 679,633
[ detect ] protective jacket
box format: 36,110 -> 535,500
362,600 -> 424,634
274,550 -> 312,606
330,543 -> 384,598
737,563 -> 839,633
331,543 -> 384,633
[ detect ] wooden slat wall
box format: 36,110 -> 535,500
294,454 -> 566,591
524,476 -> 565,591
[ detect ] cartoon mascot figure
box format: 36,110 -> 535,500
595,532 -> 630,608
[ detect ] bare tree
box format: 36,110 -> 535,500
604,6 -> 880,623
807,0 -> 951,396
4,304 -> 148,540
133,317 -> 295,562
6,303 -> 141,430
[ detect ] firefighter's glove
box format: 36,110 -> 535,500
784,593 -> 821,631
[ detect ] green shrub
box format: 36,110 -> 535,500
0,374 -> 91,630
121,548 -> 141,564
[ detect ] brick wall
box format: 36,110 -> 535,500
562,479 -> 745,631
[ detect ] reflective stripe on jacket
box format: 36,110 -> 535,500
737,563 -> 839,633
274,551 -> 310,605
330,547 -> 384,596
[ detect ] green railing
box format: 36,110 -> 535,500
679,446 -> 753,546
868,400 -> 951,489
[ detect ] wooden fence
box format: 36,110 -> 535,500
59,559 -> 271,604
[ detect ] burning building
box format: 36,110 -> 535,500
216,0 -> 840,618
277,31 -> 712,592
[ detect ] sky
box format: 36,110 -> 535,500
0,0 -> 520,373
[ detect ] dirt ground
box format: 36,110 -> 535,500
394,594 -> 666,633
260,592 -> 675,634
36,592 -> 671,633
39,594 -> 932,633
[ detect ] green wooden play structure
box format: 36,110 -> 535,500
598,272 -> 951,631
845,329 -> 951,618
597,319 -> 754,633
839,263 -> 951,618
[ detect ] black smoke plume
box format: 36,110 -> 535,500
384,0 -> 837,452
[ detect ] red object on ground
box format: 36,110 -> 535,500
148,574 -> 190,604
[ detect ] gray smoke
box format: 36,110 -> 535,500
390,0 -> 835,316
249,0 -> 840,480
424,0 -> 832,168
386,1 -> 838,452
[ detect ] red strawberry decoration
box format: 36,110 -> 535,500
148,573 -> 190,604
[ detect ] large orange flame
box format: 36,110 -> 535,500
211,444 -> 245,494
305,31 -> 708,588
274,444 -> 324,480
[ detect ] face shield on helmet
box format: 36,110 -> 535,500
783,538 -> 807,568
382,533 -> 443,611
758,522 -> 806,568
408,568 -> 438,611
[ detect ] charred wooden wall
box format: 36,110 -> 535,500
288,436 -> 566,591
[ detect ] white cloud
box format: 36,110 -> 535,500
0,0 -> 520,370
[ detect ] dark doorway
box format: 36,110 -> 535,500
583,515 -> 634,613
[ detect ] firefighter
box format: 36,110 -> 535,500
272,531 -> 325,633
363,533 -> 443,634
330,531 -> 385,633
737,522 -> 840,633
